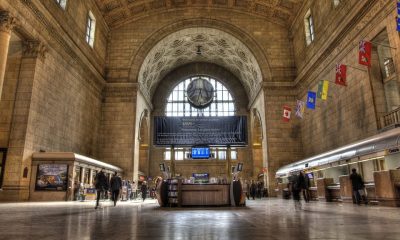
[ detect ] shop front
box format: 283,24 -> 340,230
30,152 -> 122,201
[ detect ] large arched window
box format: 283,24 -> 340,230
165,76 -> 235,117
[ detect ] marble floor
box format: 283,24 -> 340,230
0,199 -> 399,240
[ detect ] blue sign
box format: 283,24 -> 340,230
307,91 -> 316,110
192,147 -> 210,159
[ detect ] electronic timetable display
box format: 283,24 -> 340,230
191,147 -> 210,159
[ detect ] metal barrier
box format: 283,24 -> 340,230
380,107 -> 400,129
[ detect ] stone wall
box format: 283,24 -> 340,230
0,36 -> 22,148
0,0 -> 107,200
291,0 -> 399,158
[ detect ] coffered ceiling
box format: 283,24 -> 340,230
94,0 -> 303,28
137,27 -> 263,102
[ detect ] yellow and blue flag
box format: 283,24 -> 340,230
317,80 -> 329,100
307,91 -> 316,109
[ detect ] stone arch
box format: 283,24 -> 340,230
151,62 -> 248,116
128,18 -> 272,101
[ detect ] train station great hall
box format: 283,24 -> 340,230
0,0 -> 400,239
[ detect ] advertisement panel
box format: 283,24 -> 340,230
35,164 -> 68,191
154,116 -> 247,146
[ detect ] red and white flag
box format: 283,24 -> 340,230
335,64 -> 347,86
359,40 -> 372,67
282,106 -> 291,122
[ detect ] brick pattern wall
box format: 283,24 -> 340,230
0,39 -> 22,148
291,0 -> 399,158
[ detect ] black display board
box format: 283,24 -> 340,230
154,116 -> 247,146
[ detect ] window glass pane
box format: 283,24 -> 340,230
165,151 -> 171,160
165,76 -> 235,118
218,150 -> 226,160
231,150 -> 237,160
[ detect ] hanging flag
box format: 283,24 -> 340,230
282,106 -> 291,122
359,40 -> 372,67
306,91 -> 316,110
295,100 -> 305,119
317,80 -> 329,100
398,1 -> 400,31
335,64 -> 347,86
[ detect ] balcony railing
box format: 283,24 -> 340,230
379,107 -> 400,130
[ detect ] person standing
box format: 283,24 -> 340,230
110,172 -> 122,206
350,168 -> 367,205
250,180 -> 257,200
242,180 -> 249,200
141,181 -> 148,202
94,168 -> 109,209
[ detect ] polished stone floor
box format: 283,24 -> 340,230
0,198 -> 399,240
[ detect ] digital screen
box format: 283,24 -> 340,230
307,173 -> 314,179
192,173 -> 209,184
191,147 -> 210,159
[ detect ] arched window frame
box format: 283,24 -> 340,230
165,76 -> 235,117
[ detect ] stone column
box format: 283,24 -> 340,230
0,40 -> 47,201
226,146 -> 232,182
0,10 -> 16,98
170,146 -> 175,178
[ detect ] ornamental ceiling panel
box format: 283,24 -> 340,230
137,28 -> 263,102
94,0 -> 303,28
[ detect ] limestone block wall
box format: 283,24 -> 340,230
263,86 -> 304,193
0,38 -> 22,148
290,0 -> 399,158
98,83 -> 137,180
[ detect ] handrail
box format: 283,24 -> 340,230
380,107 -> 400,129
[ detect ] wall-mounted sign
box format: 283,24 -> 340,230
154,116 -> 247,146
35,164 -> 68,191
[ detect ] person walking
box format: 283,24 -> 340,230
110,171 -> 122,206
94,168 -> 109,209
299,171 -> 310,203
289,172 -> 301,210
141,181 -> 148,202
350,168 -> 367,205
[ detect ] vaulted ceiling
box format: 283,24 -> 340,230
94,0 -> 303,28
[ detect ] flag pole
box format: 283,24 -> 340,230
366,67 -> 381,129
369,41 -> 397,50
346,64 -> 368,72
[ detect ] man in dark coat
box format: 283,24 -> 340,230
289,172 -> 301,209
110,171 -> 122,206
350,168 -> 366,205
141,181 -> 148,202
94,168 -> 109,209
250,180 -> 257,200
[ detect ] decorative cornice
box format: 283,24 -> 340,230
23,40 -> 47,60
0,10 -> 16,33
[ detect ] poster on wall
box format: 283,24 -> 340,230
35,164 -> 68,191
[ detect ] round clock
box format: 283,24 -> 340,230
186,78 -> 214,109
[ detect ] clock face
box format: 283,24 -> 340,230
186,78 -> 214,109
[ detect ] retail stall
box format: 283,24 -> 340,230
30,152 -> 122,201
